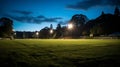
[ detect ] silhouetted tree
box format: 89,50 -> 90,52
0,17 -> 13,39
90,24 -> 103,36
55,24 -> 62,38
50,24 -> 53,29
114,6 -> 119,16
84,7 -> 120,36
67,7 -> 120,37
69,14 -> 89,37
70,14 -> 88,27
102,11 -> 105,15
39,27 -> 50,38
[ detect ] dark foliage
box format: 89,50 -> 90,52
0,17 -> 13,38
68,14 -> 89,38
39,27 -> 50,38
55,24 -> 62,38
83,9 -> 120,36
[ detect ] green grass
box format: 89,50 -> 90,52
0,39 -> 120,67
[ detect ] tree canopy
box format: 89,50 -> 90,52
0,17 -> 13,38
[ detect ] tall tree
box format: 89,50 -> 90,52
101,11 -> 105,15
39,27 -> 50,38
114,6 -> 119,16
69,14 -> 89,37
0,17 -> 13,38
50,24 -> 53,29
70,14 -> 88,27
56,24 -> 62,38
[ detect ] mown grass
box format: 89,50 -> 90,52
0,39 -> 120,67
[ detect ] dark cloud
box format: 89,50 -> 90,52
37,15 -> 62,22
67,0 -> 120,10
37,15 -> 46,18
44,18 -> 57,22
5,14 -> 63,24
1,9 -> 63,24
52,17 -> 63,19
13,10 -> 33,15
44,17 -> 62,22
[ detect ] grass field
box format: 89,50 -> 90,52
0,39 -> 120,67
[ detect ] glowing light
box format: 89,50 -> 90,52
14,32 -> 16,35
68,23 -> 73,29
36,32 -> 39,35
50,29 -> 53,34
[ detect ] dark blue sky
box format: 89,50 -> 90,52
0,0 -> 120,31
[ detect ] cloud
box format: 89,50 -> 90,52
37,15 -> 46,18
67,0 -> 120,10
37,15 -> 62,22
2,10 -> 63,24
5,14 -> 63,24
13,10 -> 33,15
44,17 -> 62,22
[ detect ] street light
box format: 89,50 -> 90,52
36,31 -> 39,38
36,32 -> 39,36
68,23 -> 73,29
50,29 -> 53,34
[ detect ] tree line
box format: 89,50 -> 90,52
0,7 -> 120,39
39,7 -> 120,38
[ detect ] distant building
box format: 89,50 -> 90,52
15,31 -> 35,39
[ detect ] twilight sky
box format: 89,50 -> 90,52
0,0 -> 120,31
